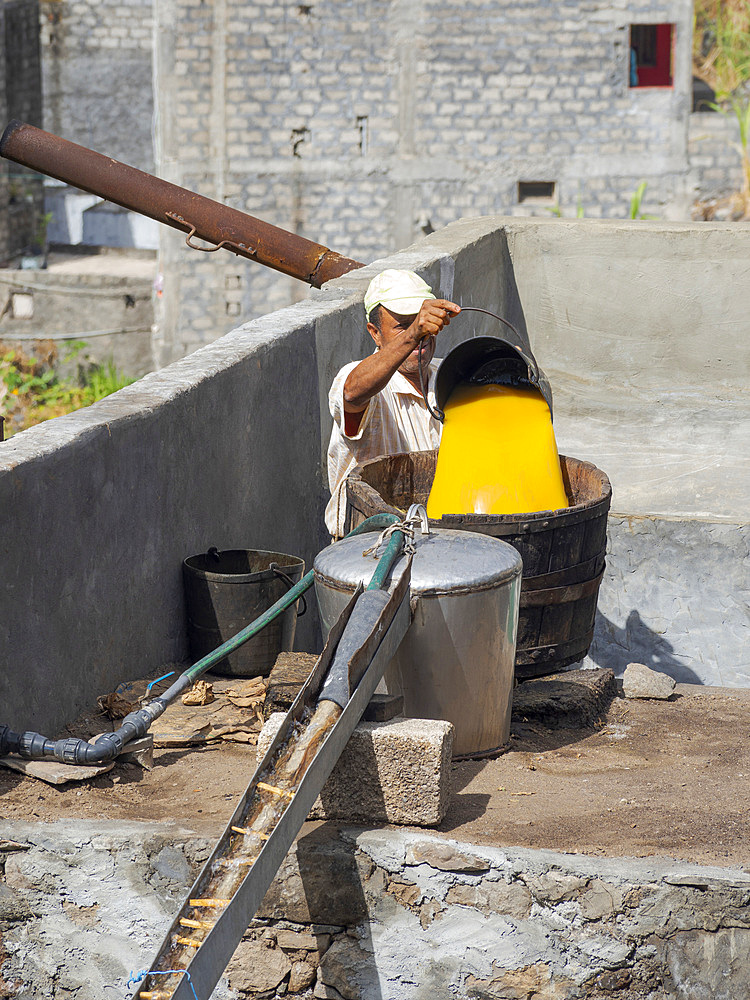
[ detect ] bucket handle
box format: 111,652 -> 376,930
418,306 -> 537,422
270,563 -> 307,617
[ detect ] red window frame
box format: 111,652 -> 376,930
630,23 -> 674,88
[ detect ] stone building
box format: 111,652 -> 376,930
5,0 -> 744,366
150,0 -> 700,364
0,0 -> 43,263
38,0 -> 156,249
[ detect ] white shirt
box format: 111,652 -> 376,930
325,357 -> 443,537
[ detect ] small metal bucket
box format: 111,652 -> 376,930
182,548 -> 305,677
435,333 -> 554,417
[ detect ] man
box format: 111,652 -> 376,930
325,269 -> 460,537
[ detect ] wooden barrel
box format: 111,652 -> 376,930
345,451 -> 611,681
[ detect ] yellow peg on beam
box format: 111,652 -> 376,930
257,781 -> 294,799
180,917 -> 214,930
175,936 -> 202,948
231,825 -> 270,838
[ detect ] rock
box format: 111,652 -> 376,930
276,928 -> 330,953
314,980 -> 346,1000
419,898 -> 444,928
0,882 -> 32,922
387,877 -> 421,908
259,827 -> 367,925
464,963 -> 573,1000
150,845 -> 191,884
289,959 -> 317,992
404,841 -> 490,873
512,668 -> 616,727
318,937 -> 370,1000
598,969 -> 632,991
579,879 -> 624,920
654,926 -> 750,999
522,872 -> 586,903
446,880 -> 532,919
225,939 -> 291,994
622,663 -> 676,700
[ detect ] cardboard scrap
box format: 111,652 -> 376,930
151,722 -> 213,748
97,691 -> 140,719
182,680 -> 215,706
151,676 -> 267,747
225,676 -> 267,707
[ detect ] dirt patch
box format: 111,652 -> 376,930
1,683 -> 748,869
443,684 -> 750,868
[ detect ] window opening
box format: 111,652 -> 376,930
518,181 -> 556,203
630,24 -> 674,88
11,293 -> 34,319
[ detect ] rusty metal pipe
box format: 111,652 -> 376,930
0,120 -> 365,287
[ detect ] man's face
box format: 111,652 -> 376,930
367,305 -> 435,378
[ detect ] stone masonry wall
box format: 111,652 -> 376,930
3,821 -> 750,999
39,0 -> 154,170
689,110 -> 747,201
0,3 -> 8,262
154,0 -> 694,361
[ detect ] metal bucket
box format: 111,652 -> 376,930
435,333 -> 554,418
183,548 -> 305,677
314,528 -> 522,755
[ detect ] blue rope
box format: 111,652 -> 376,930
126,968 -> 198,1000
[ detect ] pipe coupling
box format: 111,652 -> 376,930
19,731 -> 52,758
0,724 -> 19,755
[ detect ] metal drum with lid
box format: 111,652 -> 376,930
314,527 -> 522,755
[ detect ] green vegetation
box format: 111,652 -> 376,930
0,341 -> 136,438
694,0 -> 750,216
628,182 -> 657,221
548,182 -> 655,220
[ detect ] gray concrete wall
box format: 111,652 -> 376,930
0,221 -> 513,735
0,217 -> 747,736
0,266 -> 155,380
498,217 -> 750,686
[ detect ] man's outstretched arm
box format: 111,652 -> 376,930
343,299 -> 460,415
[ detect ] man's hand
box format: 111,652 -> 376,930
406,299 -> 461,344
342,298 -> 461,431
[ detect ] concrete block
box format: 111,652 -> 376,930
258,714 -> 453,826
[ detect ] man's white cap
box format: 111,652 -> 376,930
364,269 -> 435,319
